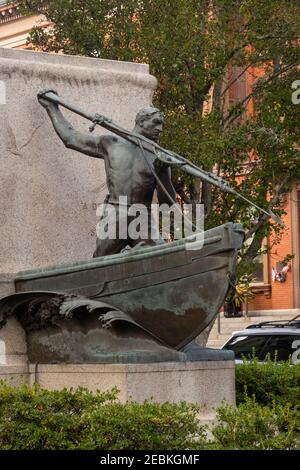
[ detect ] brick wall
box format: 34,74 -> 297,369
249,195 -> 294,310
236,68 -> 295,312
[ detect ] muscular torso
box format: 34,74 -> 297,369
100,135 -> 157,206
44,104 -> 175,207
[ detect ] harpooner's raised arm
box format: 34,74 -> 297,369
37,90 -> 104,159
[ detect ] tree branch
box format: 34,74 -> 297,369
244,175 -> 290,242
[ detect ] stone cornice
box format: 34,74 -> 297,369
0,55 -> 156,92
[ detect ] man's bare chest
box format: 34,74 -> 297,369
104,137 -> 156,177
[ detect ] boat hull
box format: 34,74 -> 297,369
13,223 -> 244,349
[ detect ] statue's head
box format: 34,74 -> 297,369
135,106 -> 165,142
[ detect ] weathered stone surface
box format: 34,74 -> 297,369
0,364 -> 29,386
0,361 -> 232,424
27,361 -> 235,412
0,48 -> 157,273
0,273 -> 15,298
0,361 -> 235,411
0,317 -> 27,366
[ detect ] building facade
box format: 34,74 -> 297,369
0,1 -> 48,48
229,67 -> 300,315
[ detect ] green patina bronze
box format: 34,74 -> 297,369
0,92 -> 245,364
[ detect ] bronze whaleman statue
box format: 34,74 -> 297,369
38,90 -> 176,257
1,88 -> 277,364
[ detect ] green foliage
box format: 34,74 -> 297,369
0,382 -> 116,449
0,382 -> 206,450
20,0 -> 300,267
1,371 -> 300,450
80,400 -> 206,450
210,359 -> 300,449
236,355 -> 300,407
211,396 -> 300,450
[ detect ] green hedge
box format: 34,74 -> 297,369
1,359 -> 300,450
236,356 -> 300,407
211,358 -> 300,449
211,397 -> 300,450
0,382 -> 206,450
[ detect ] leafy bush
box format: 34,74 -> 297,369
1,358 -> 300,450
207,356 -> 300,450
0,382 -> 206,450
80,400 -> 207,450
235,356 -> 300,407
210,396 -> 300,450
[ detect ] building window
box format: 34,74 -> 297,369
242,236 -> 268,285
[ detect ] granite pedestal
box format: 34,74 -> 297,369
0,360 -> 235,422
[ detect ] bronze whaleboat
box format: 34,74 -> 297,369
0,223 -> 244,363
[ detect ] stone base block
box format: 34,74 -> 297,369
0,365 -> 29,387
28,361 -> 235,412
0,317 -> 28,366
0,361 -> 234,423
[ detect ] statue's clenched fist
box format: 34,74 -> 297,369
37,89 -> 58,108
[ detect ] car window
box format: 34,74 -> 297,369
223,335 -> 267,360
260,335 -> 300,362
